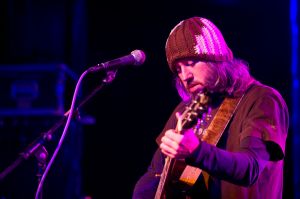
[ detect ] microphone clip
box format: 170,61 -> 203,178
103,70 -> 117,83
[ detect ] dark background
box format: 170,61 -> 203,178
0,0 -> 296,198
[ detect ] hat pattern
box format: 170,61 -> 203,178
165,17 -> 233,72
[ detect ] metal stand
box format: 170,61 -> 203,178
35,145 -> 48,199
0,70 -> 117,196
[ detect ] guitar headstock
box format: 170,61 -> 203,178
181,92 -> 210,130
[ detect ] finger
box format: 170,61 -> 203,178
175,112 -> 183,132
161,149 -> 175,158
165,130 -> 184,144
161,136 -> 179,150
161,147 -> 188,159
160,143 -> 177,158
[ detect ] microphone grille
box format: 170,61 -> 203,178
131,50 -> 146,66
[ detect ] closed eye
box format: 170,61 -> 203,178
174,59 -> 199,74
175,66 -> 182,74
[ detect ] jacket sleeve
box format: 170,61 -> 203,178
132,148 -> 165,199
186,136 -> 270,186
185,85 -> 289,187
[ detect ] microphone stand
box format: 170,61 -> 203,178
0,70 -> 117,197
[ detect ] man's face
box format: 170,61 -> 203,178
173,58 -> 215,95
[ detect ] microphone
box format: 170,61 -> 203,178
88,49 -> 146,72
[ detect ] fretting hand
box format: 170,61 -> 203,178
160,112 -> 200,159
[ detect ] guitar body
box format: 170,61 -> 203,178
157,159 -> 193,199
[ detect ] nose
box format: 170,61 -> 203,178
179,66 -> 193,84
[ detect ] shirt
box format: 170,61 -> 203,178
133,81 -> 289,199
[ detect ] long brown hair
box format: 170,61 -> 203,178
175,58 -> 255,102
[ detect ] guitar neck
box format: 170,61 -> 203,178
154,156 -> 173,199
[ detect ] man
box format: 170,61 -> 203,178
133,17 -> 289,199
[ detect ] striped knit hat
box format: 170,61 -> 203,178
165,17 -> 233,72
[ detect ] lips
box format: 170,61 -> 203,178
188,83 -> 203,93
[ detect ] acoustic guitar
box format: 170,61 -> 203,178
154,92 -> 210,199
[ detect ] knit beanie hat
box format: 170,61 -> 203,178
165,17 -> 233,72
